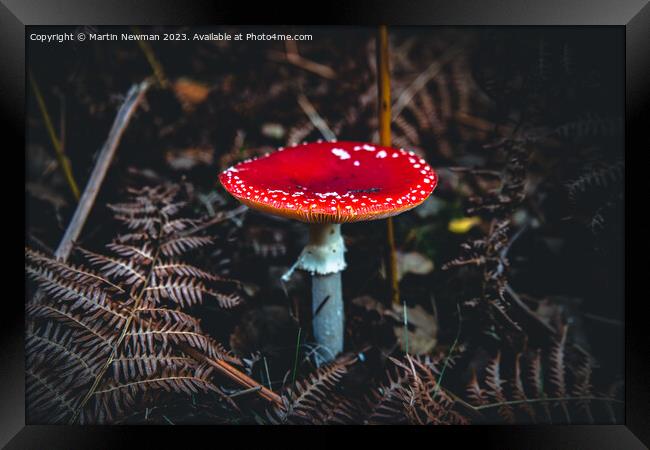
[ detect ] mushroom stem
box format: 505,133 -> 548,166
307,223 -> 345,364
282,222 -> 346,363
312,270 -> 344,364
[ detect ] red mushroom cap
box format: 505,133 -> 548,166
219,141 -> 438,223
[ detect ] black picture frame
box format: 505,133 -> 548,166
4,0 -> 647,447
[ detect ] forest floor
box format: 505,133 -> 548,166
25,26 -> 624,424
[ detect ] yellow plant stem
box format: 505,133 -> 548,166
132,26 -> 169,89
29,71 -> 80,200
377,25 -> 400,306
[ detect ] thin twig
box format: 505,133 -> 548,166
505,283 -> 557,336
376,25 -> 400,306
403,301 -> 409,354
296,94 -> 336,141
55,79 -> 152,261
182,204 -> 248,236
228,385 -> 262,399
291,327 -> 302,386
179,343 -> 282,407
263,357 -> 272,391
448,166 -> 502,177
29,71 -> 80,200
473,396 -> 623,411
392,44 -> 465,119
283,40 -> 337,80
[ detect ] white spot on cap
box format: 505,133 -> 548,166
316,192 -> 340,198
331,148 -> 351,160
376,150 -> 387,158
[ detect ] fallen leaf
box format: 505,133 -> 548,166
165,146 -> 214,170
448,216 -> 481,234
173,78 -> 211,111
397,251 -> 434,280
261,123 -> 286,140
392,303 -> 437,355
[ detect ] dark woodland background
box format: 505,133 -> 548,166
25,26 -> 624,424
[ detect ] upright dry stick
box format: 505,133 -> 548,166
54,79 -> 152,260
377,25 -> 400,306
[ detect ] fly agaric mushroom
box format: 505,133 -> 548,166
219,141 -> 437,363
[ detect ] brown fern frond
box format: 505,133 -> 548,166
114,232 -> 151,244
26,319 -> 112,424
387,355 -> 468,425
548,325 -> 571,421
111,347 -> 195,381
484,352 -> 515,423
134,307 -> 203,333
569,349 -> 595,423
268,355 -> 356,424
160,236 -> 213,257
26,247 -> 122,292
25,181 -> 251,424
394,114 -> 421,145
26,323 -> 103,388
315,394 -> 362,424
25,267 -> 128,326
91,365 -> 222,423
466,368 -> 488,406
123,318 -> 241,367
512,353 -> 536,422
145,277 -> 208,307
77,247 -> 147,286
153,262 -> 217,280
106,243 -> 154,263
27,303 -> 119,350
113,214 -> 160,232
527,348 -> 552,421
208,291 -> 243,309
364,365 -> 411,424
160,201 -> 187,217
107,201 -> 158,216
26,364 -> 83,423
161,218 -> 202,235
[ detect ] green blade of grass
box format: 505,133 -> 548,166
291,327 -> 302,386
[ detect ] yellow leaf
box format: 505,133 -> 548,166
173,78 -> 211,111
448,216 -> 481,234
